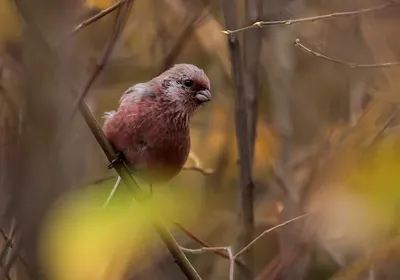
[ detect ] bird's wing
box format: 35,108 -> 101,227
103,83 -> 156,120
102,110 -> 116,119
119,83 -> 157,105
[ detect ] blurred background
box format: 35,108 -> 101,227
1,0 -> 400,279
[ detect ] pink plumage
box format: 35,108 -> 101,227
103,64 -> 211,184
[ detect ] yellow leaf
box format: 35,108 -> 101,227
39,182 -> 199,280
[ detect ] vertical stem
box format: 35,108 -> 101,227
221,0 -> 254,278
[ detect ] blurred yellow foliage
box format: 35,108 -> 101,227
84,0 -> 117,9
39,181 -> 200,280
347,139 -> 400,226
0,0 -> 21,52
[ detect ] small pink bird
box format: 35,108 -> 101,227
103,64 -> 211,188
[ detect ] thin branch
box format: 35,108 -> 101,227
51,1 -> 133,152
180,245 -> 235,280
222,2 -> 394,35
227,247 -> 235,280
172,220 -> 250,274
294,38 -> 400,68
180,245 -> 230,254
71,0 -> 124,36
234,213 -> 309,259
68,3 -> 130,123
0,229 -> 29,269
0,220 -> 17,266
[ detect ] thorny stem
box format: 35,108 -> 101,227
222,2 -> 395,35
294,38 -> 400,68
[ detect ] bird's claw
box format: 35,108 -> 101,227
108,152 -> 125,169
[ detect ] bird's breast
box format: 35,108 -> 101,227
128,127 -> 191,184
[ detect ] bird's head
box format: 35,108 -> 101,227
155,64 -> 211,111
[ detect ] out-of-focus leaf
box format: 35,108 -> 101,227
39,181 -> 200,280
84,0 -> 117,9
0,0 -> 21,51
348,140 -> 400,224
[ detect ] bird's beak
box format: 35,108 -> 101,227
195,90 -> 211,103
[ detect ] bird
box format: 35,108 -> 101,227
102,64 -> 211,203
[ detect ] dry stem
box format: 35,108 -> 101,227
222,2 -> 394,35
294,38 -> 400,68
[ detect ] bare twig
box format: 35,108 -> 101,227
222,2 -> 394,35
234,213 -> 309,259
294,38 -> 400,68
227,247 -> 235,280
172,220 -> 250,274
180,245 -> 235,280
51,1 -> 134,152
180,245 -> 230,254
71,0 -> 124,36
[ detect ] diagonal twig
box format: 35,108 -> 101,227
71,0 -> 125,36
0,229 -> 30,270
52,1 -> 133,151
234,213 -> 309,259
294,38 -> 400,68
0,220 -> 17,267
222,2 -> 395,35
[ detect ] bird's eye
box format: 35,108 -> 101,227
183,79 -> 194,87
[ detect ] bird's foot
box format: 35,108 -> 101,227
108,152 -> 125,169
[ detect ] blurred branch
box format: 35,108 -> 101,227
331,237 -> 400,280
0,227 -> 38,280
0,220 -> 17,267
222,0 -> 255,277
222,2 -> 394,35
234,213 -> 309,259
180,245 -> 235,280
294,38 -> 400,68
71,0 -> 124,36
0,229 -> 29,269
364,107 -> 400,146
243,0 -> 262,164
160,1 -> 210,71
